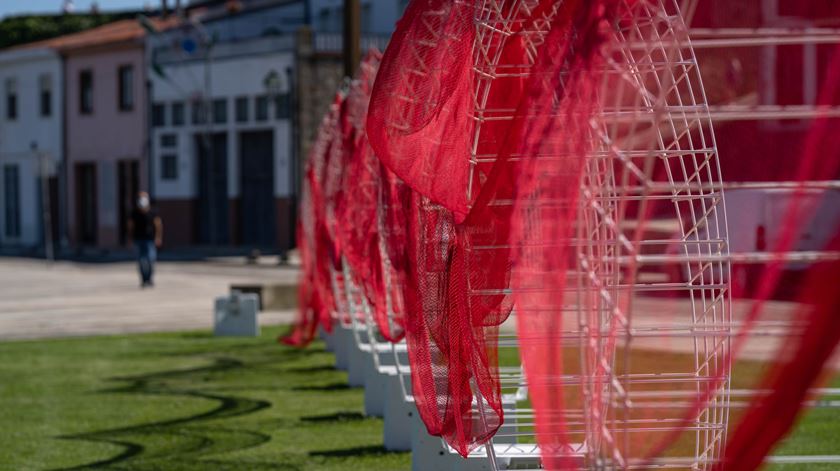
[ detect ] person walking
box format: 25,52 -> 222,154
127,191 -> 163,288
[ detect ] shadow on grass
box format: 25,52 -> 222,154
282,364 -> 336,374
52,358 -> 272,470
300,411 -> 366,423
161,341 -> 328,358
195,459 -> 303,471
291,382 -> 354,392
309,445 -> 394,458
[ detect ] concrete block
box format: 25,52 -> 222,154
214,293 -> 259,337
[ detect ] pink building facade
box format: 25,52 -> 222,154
60,21 -> 149,249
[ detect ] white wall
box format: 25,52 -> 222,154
204,2 -> 306,40
308,0 -> 405,34
0,49 -> 63,247
151,46 -> 295,201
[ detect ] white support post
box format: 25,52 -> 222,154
320,325 -> 335,352
333,324 -> 351,371
346,334 -> 368,387
382,370 -> 413,451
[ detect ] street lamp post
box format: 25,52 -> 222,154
343,0 -> 361,78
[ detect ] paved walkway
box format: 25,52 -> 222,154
0,257 -> 298,341
3,257 -> 836,369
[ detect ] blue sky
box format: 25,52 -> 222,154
0,0 -> 149,18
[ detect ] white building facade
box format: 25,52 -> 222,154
149,35 -> 295,249
0,48 -> 63,251
148,0 -> 404,250
184,0 -> 407,36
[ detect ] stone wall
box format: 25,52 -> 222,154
293,27 -> 344,187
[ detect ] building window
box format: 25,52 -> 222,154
160,134 -> 177,148
274,94 -> 291,119
362,3 -> 372,32
213,98 -> 227,124
79,69 -> 93,114
172,101 -> 185,126
39,74 -> 52,117
235,96 -> 249,123
161,155 -> 178,180
160,154 -> 178,180
118,65 -> 134,111
5,78 -> 17,120
152,103 -> 166,127
255,95 -> 269,121
192,101 -> 207,125
3,164 -> 20,238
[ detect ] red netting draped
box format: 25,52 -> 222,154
290,0 -> 840,467
368,0 -> 602,457
506,1 -> 621,468
635,29 -> 840,471
376,167 -> 411,340
283,94 -> 346,346
286,50 -> 408,344
332,50 -> 406,341
367,0 -> 475,222
708,42 -> 840,471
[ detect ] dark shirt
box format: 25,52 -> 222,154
131,209 -> 158,241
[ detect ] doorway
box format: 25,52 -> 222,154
239,130 -> 276,248
196,133 -> 229,245
75,162 -> 97,245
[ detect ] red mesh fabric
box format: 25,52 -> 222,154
282,170 -> 319,346
283,94 -> 345,346
505,1 -> 840,467
715,242 -> 840,471
709,42 -> 840,471
333,51 -> 383,317
374,166 -> 410,341
292,1 -> 840,467
332,50 -> 407,341
368,0 -> 593,456
640,35 -> 840,470
287,51 -> 407,344
506,2 -> 619,468
324,97 -> 351,263
334,53 -> 380,269
367,0 -> 475,222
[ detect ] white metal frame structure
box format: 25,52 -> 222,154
457,0 -> 734,468
470,0 -> 840,469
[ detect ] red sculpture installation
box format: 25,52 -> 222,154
287,0 -> 840,469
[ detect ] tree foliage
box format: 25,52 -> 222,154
0,12 -> 141,50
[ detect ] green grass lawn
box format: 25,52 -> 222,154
0,326 -> 410,471
0,326 -> 836,470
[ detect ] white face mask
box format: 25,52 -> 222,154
138,196 -> 150,209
